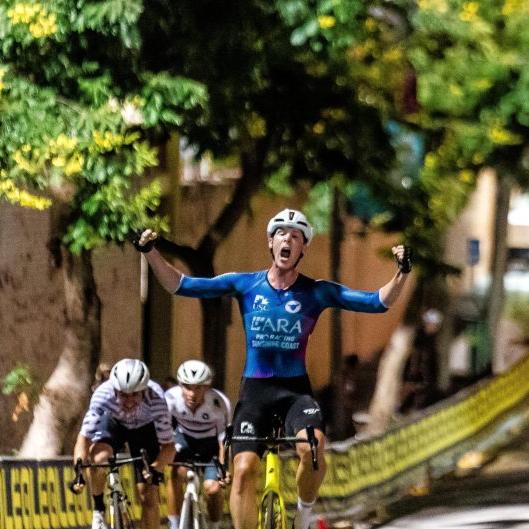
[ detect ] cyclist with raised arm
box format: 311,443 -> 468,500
133,209 -> 411,529
164,359 -> 231,529
73,358 -> 175,529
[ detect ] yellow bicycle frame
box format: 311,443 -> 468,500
258,448 -> 288,529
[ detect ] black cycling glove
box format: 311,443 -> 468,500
130,230 -> 156,253
396,246 -> 412,274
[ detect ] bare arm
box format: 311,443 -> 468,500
73,433 -> 91,463
139,229 -> 183,293
151,442 -> 176,469
379,245 -> 411,307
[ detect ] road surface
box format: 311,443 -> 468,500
378,427 -> 529,528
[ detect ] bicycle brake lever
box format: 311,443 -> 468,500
69,459 -> 86,494
139,448 -> 153,483
212,456 -> 226,481
305,426 -> 319,471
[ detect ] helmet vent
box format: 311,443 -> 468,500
177,360 -> 213,385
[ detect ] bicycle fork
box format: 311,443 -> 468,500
259,450 -> 288,529
180,470 -> 202,529
108,470 -> 130,529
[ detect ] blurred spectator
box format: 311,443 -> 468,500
400,309 -> 443,412
90,362 -> 111,393
315,354 -> 359,440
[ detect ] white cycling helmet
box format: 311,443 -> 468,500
266,209 -> 314,245
110,358 -> 150,393
177,360 -> 213,385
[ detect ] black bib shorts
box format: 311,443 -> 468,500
231,375 -> 324,457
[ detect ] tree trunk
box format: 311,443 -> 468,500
329,186 -> 347,439
156,139 -> 269,389
487,171 -> 512,366
362,325 -> 414,437
19,248 -> 101,456
201,297 -> 230,387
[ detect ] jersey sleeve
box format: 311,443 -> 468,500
175,273 -> 241,298
316,280 -> 388,313
212,389 -> 232,440
79,383 -> 112,439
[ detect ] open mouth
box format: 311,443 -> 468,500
280,248 -> 291,259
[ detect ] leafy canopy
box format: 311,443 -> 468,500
0,0 -> 207,252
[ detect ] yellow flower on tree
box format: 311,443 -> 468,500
7,3 -> 57,39
0,180 -> 51,210
318,16 -> 336,29
64,154 -> 85,176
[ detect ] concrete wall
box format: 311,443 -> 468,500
444,168 -> 496,293
0,203 -> 142,453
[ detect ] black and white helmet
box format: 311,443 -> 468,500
266,209 -> 314,245
177,360 -> 213,385
110,358 -> 150,393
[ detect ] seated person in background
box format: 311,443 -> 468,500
73,358 -> 175,529
401,308 -> 443,412
164,360 -> 231,529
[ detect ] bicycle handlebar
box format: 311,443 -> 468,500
69,449 -> 152,494
224,424 -> 319,471
169,455 -> 226,481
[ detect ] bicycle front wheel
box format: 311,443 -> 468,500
110,492 -> 123,529
261,492 -> 284,529
179,496 -> 195,529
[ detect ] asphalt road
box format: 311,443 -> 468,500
377,428 -> 529,529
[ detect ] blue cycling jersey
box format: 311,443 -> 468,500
176,270 -> 387,378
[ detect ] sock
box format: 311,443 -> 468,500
93,494 -> 105,513
168,514 -> 180,529
295,498 -> 315,529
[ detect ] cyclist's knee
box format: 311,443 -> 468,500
204,479 -> 221,496
232,453 -> 260,488
172,465 -> 188,480
89,442 -> 113,463
296,429 -> 326,463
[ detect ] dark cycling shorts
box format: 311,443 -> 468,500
91,413 -> 163,485
231,375 -> 324,458
174,430 -> 220,482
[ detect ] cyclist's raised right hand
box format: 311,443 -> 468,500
393,245 -> 412,274
130,228 -> 158,253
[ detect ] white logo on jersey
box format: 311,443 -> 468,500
285,300 -> 301,314
303,408 -> 320,415
253,295 -> 270,311
250,316 -> 302,334
241,421 -> 255,434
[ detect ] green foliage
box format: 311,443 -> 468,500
1,364 -> 33,395
0,0 -> 207,253
405,0 -> 529,176
305,181 -> 333,233
504,292 -> 529,339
